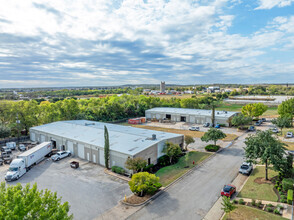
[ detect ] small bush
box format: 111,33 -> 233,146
274,208 -> 280,215
281,198 -> 286,203
281,195 -> 286,200
274,183 -> 278,189
266,207 -> 273,212
257,201 -> 262,207
287,189 -> 293,204
204,144 -> 220,152
267,203 -> 273,207
279,191 -> 284,195
251,199 -> 256,206
143,164 -> 154,172
157,155 -> 171,167
111,166 -> 125,175
219,124 -> 226,127
238,199 -> 245,205
282,178 -> 294,191
277,187 -> 281,192
233,199 -> 238,204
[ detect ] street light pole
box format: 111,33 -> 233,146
16,113 -> 20,145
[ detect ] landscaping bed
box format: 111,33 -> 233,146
237,166 -> 278,202
124,194 -> 152,205
155,151 -> 211,186
223,204 -> 286,220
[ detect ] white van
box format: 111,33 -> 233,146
6,142 -> 16,150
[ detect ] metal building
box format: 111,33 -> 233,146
29,120 -> 183,172
145,107 -> 239,126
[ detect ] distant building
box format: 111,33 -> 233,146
184,90 -> 194,94
160,81 -> 166,93
207,86 -> 220,93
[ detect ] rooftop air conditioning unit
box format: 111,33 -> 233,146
152,134 -> 156,140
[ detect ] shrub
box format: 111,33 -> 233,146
281,198 -> 286,203
275,184 -> 278,189
251,199 -> 256,206
204,144 -> 220,152
266,207 -> 273,212
233,199 -> 238,204
219,124 -> 226,127
143,164 -> 154,172
287,189 -> 293,204
267,203 -> 273,207
277,187 -> 281,192
238,199 -> 245,205
157,155 -> 171,167
282,178 -> 294,191
279,191 -> 284,195
111,166 -> 125,175
257,201 -> 262,207
274,208 -> 280,215
281,195 -> 286,200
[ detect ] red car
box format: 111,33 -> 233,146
221,184 -> 236,197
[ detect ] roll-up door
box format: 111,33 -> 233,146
40,135 -> 46,142
31,133 -> 36,141
78,143 -> 85,159
67,141 -> 74,154
99,149 -> 105,166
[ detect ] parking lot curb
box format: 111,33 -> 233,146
104,169 -> 131,182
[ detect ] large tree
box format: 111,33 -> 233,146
241,103 -> 268,118
271,116 -> 292,134
162,142 -> 182,164
201,128 -> 226,146
231,114 -> 252,127
0,182 -> 72,219
244,130 -> 286,180
184,135 -> 195,151
0,123 -> 11,138
104,125 -> 110,169
278,98 -> 294,126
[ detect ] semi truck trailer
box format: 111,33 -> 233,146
5,142 -> 52,181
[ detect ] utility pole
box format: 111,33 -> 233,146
16,113 -> 20,145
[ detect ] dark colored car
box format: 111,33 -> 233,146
255,121 -> 261,126
248,126 -> 255,132
1,147 -> 12,154
261,118 -> 266,122
221,184 -> 236,197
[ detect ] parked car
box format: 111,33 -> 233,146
255,121 -> 261,126
1,146 -> 12,154
215,124 -> 221,128
248,126 -> 255,132
239,162 -> 253,175
286,132 -> 293,138
261,118 -> 266,122
271,127 -> 279,133
18,144 -> 26,151
51,150 -> 71,161
189,126 -> 200,131
203,122 -> 210,127
221,184 -> 236,197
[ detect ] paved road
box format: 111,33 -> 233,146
128,134 -> 247,220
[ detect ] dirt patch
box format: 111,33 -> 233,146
125,194 -> 151,204
254,177 -> 273,185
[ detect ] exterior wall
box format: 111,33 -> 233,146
109,150 -> 129,169
134,144 -> 158,165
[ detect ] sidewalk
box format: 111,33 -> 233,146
203,174 -> 248,220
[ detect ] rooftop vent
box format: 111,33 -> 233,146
85,122 -> 95,126
217,112 -> 219,114
152,134 -> 156,140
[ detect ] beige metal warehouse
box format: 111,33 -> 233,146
145,107 -> 239,126
29,120 -> 183,172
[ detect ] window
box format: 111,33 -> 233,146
166,114 -> 171,119
148,158 -> 151,165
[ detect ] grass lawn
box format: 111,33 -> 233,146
127,125 -> 238,142
282,141 -> 294,151
223,205 -> 286,220
156,151 -> 211,186
237,166 -> 278,202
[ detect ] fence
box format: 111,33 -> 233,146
0,136 -> 30,145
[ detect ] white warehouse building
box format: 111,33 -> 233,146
145,107 -> 239,126
29,120 -> 183,172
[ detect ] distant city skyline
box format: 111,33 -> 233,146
0,0 -> 294,88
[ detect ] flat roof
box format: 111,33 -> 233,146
30,120 -> 183,156
145,107 -> 238,118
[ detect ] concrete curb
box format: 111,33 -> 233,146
104,169 -> 131,182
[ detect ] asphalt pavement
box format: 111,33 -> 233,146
128,134 -> 247,220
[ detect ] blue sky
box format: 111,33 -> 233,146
0,0 -> 293,88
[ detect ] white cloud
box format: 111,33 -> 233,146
255,0 -> 294,10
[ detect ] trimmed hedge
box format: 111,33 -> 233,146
158,155 -> 171,167
111,166 -> 125,175
287,189 -> 293,205
143,164 -> 155,172
205,145 -> 220,152
282,178 -> 294,191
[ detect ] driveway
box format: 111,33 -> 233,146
0,156 -> 130,220
128,134 -> 247,220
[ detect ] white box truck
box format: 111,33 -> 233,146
6,142 -> 16,150
5,142 -> 52,181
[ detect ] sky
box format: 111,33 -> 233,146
0,0 -> 294,88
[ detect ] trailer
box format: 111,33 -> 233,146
5,142 -> 52,181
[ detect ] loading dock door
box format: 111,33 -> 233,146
31,133 -> 36,141
67,141 -> 74,154
78,143 -> 85,159
40,135 -> 46,143
99,149 -> 105,166
190,116 -> 195,123
180,116 -> 186,122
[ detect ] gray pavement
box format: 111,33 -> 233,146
0,156 -> 130,220
127,134 -> 248,220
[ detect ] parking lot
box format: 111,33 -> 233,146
0,154 -> 131,220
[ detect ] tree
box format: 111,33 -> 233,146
201,128 -> 226,146
244,130 -> 286,180
184,135 -> 195,151
279,153 -> 293,178
104,126 -> 110,169
231,114 -> 252,127
0,182 -> 72,219
125,157 -> 147,173
162,142 -> 182,164
221,196 -> 236,219
241,103 -> 268,118
271,116 -> 292,134
0,123 -> 11,138
278,98 -> 294,126
128,172 -> 162,197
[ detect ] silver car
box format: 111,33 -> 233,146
239,162 -> 253,175
51,150 -> 71,161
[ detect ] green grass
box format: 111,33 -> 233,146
223,205 -> 286,220
155,151 -> 211,186
237,166 -> 278,202
216,103 -> 278,116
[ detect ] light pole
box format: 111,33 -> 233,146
16,113 -> 20,145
